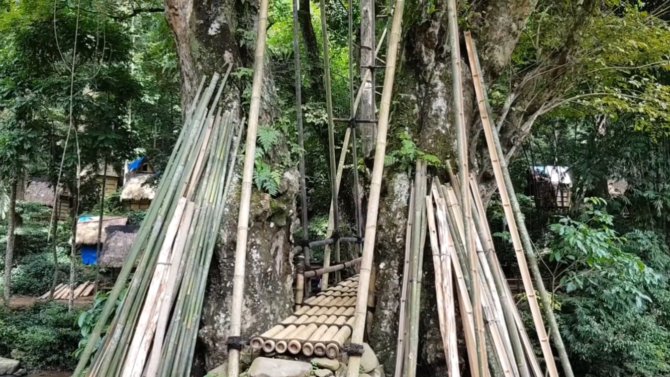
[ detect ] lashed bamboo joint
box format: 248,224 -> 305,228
250,275 -> 359,358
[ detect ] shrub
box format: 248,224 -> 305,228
0,302 -> 81,370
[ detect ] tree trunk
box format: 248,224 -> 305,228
3,180 -> 18,306
69,188 -> 78,311
165,0 -> 299,369
298,0 -> 324,97
49,188 -> 59,301
359,0 -> 376,157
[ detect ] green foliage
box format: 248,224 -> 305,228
384,131 -> 443,172
0,302 -> 81,370
254,126 -> 284,196
75,288 -> 127,363
549,198 -> 660,309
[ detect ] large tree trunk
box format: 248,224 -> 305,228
165,0 -> 299,369
3,180 -> 18,306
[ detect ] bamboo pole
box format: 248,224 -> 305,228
227,0 -> 270,371
426,192 -> 460,377
346,0 -> 406,371
464,32 -> 561,377
305,258 -> 362,278
469,177 -> 530,377
406,161 -> 426,377
437,187 -> 480,376
447,0 -> 486,374
393,187 -> 414,377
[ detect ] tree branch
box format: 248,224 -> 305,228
112,7 -> 164,20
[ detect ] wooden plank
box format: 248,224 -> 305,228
82,282 -> 96,297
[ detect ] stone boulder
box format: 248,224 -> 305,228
311,357 -> 340,371
0,358 -> 19,375
248,357 -> 311,377
360,343 -> 380,373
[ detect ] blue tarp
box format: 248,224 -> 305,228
128,157 -> 146,172
81,245 -> 97,266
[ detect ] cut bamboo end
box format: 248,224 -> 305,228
250,337 -> 265,351
288,340 -> 302,354
314,342 -> 327,357
302,342 -> 315,356
262,340 -> 276,353
275,340 -> 289,354
325,343 -> 340,359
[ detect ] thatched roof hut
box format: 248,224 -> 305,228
121,174 -> 156,202
24,178 -> 59,206
100,225 -> 139,268
76,216 -> 128,245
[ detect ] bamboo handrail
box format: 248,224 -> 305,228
304,258 -> 362,278
463,32 -> 560,377
227,0 -> 271,373
345,0 -> 406,371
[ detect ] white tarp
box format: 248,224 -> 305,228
532,166 -> 572,186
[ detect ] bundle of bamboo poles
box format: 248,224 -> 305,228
393,160 -> 427,377
425,175 -> 545,377
250,275 -> 358,359
73,70 -> 241,377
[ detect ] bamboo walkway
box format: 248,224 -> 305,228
250,275 -> 359,359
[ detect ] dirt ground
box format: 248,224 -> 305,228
27,372 -> 72,377
8,296 -> 93,310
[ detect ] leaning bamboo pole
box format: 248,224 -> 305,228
406,161 -> 426,377
227,0 -> 270,372
393,187 -> 414,377
346,0 -> 406,371
463,33 -> 560,377
426,192 -> 460,377
446,1 -> 486,374
469,176 -> 531,377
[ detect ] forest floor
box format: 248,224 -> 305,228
8,296 -> 93,310
27,372 -> 72,377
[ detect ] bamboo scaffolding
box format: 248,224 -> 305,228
320,28 -> 389,289
304,258 -> 362,278
463,32 -> 560,377
393,184 -> 414,376
227,0 -> 270,371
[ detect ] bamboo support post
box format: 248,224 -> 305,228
227,0 -> 270,372
463,32 -> 561,377
346,0 -> 406,371
393,185 -> 413,376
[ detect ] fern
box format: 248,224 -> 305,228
257,126 -> 281,154
254,161 -> 281,196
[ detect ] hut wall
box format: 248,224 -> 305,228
130,200 -> 151,211
97,176 -> 119,197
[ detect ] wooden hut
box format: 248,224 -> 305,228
24,177 -> 72,220
99,225 -> 139,269
75,216 -> 128,265
121,174 -> 156,210
81,165 -> 121,197
527,165 -> 572,211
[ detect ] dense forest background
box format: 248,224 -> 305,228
1,0 -> 670,376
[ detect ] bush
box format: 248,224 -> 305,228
0,251 -> 96,296
0,302 -> 81,370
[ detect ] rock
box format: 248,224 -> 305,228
360,343 -> 380,373
314,369 -> 334,377
206,362 -> 227,377
311,357 -> 340,371
8,351 -> 23,362
369,365 -> 385,377
335,365 -> 347,377
13,369 -> 27,377
0,358 -> 19,375
360,375 -> 371,377
248,357 -> 311,377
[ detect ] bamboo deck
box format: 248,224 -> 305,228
250,275 -> 358,359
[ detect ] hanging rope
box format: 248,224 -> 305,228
292,0 -> 311,268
